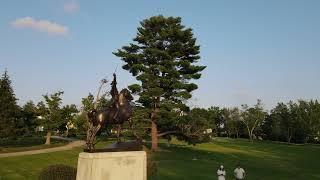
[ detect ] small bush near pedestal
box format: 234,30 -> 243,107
38,164 -> 76,180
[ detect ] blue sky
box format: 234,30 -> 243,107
1,0 -> 319,110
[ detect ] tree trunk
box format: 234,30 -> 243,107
151,108 -> 158,152
65,129 -> 69,137
151,119 -> 158,152
246,125 -> 253,142
248,131 -> 253,142
287,128 -> 291,143
288,132 -> 292,143
45,131 -> 51,145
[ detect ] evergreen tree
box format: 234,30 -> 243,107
223,107 -> 243,138
114,15 -> 206,151
0,70 -> 20,138
272,102 -> 292,142
261,114 -> 281,141
207,106 -> 223,136
21,101 -> 38,135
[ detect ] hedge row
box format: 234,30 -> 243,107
0,136 -> 46,147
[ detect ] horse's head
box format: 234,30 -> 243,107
120,88 -> 133,101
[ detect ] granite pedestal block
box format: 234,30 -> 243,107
76,151 -> 147,180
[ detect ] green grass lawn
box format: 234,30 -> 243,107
0,138 -> 319,180
151,138 -> 320,180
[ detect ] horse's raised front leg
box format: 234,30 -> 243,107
117,124 -> 121,143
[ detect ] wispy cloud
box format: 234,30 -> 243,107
10,17 -> 68,36
63,0 -> 79,13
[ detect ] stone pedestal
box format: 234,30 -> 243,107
76,151 -> 147,180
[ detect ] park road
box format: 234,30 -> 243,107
0,140 -> 85,158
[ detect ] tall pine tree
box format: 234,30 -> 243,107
114,15 -> 206,151
0,70 -> 20,138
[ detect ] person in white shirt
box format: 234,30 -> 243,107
234,163 -> 245,180
217,165 -> 226,180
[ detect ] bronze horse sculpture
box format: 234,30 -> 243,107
85,73 -> 135,152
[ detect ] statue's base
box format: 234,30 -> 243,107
84,141 -> 143,153
76,151 -> 147,180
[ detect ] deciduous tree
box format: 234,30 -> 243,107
241,99 -> 267,142
37,92 -> 77,144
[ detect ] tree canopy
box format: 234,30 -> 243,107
114,15 -> 206,151
0,70 -> 21,138
37,91 -> 78,144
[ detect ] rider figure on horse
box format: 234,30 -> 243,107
110,73 -> 120,122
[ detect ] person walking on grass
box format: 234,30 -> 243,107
234,163 -> 245,180
217,165 -> 226,180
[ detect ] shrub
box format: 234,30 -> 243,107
67,129 -> 77,137
38,164 -> 77,180
0,136 -> 45,147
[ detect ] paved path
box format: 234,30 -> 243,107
0,140 -> 85,158
51,135 -> 79,142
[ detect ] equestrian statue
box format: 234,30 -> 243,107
85,73 -> 136,152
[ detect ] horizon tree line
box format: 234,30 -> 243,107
1,69 -> 319,146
